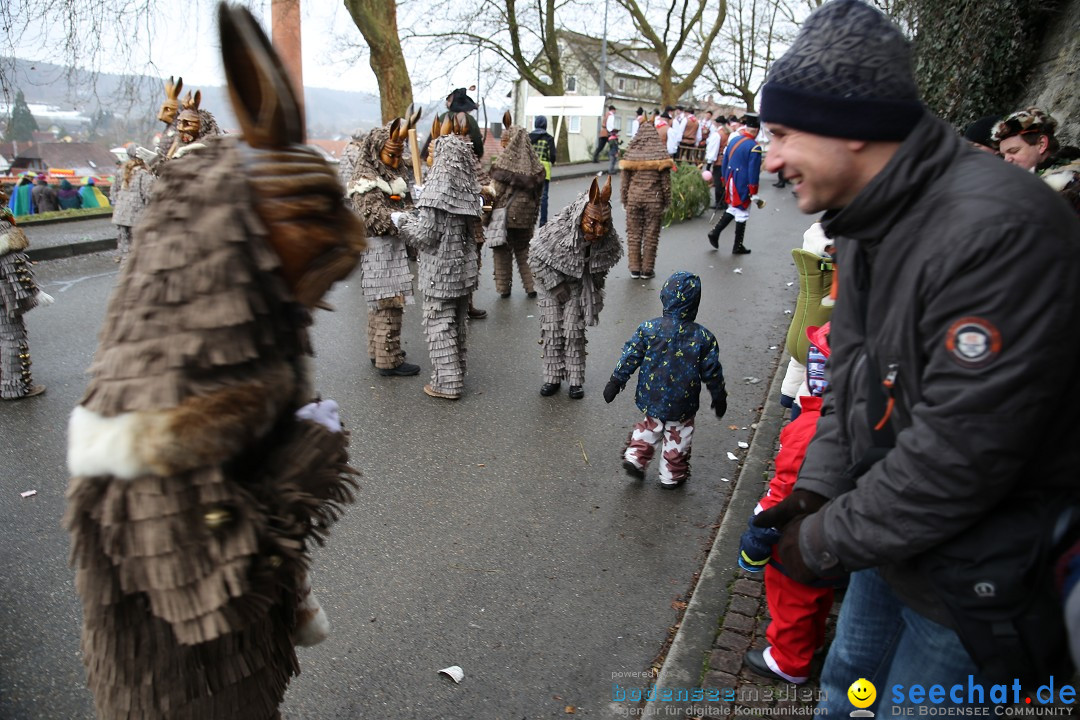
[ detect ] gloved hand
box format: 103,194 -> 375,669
773,515 -> 819,583
739,516 -> 781,572
711,392 -> 727,418
295,398 -> 342,433
390,211 -> 406,228
603,379 -> 621,404
135,146 -> 158,163
411,183 -> 424,200
35,291 -> 54,306
753,488 -> 828,530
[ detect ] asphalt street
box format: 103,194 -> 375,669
0,172 -> 811,719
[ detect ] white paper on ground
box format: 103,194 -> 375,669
738,441 -> 749,449
439,666 -> 465,683
727,452 -> 738,461
20,490 -> 36,498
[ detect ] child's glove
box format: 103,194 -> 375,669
711,392 -> 727,418
739,516 -> 781,572
603,379 -> 621,404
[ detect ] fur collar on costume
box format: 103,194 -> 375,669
0,220 -> 29,254
618,157 -> 676,172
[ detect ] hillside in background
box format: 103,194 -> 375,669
1,57 -> 383,139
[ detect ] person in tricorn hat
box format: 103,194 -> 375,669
706,112 -> 762,254
750,0 -> 1080,713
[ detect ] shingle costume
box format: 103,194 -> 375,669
347,118 -> 420,376
488,121 -> 545,297
111,148 -> 155,255
605,271 -> 726,486
0,206 -> 48,399
529,177 -> 622,398
64,7 -> 365,718
618,119 -> 675,278
150,79 -> 223,175
398,121 -> 481,400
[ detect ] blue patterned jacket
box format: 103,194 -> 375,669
610,271 -> 726,422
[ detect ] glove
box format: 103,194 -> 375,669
390,212 -> 405,228
711,392 -> 727,418
753,488 -> 828,530
411,183 -> 424,200
738,516 -> 781,572
35,291 -> 54,306
773,515 -> 819,583
295,398 -> 342,433
135,146 -> 158,163
603,379 -> 621,404
752,195 -> 765,209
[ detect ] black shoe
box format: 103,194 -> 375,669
500,291 -> 511,298
732,245 -> 752,255
540,382 -> 561,397
744,648 -> 786,682
707,230 -> 720,249
622,460 -> 645,479
370,357 -> 375,366
629,271 -> 641,279
526,290 -> 537,299
640,271 -> 655,279
468,306 -> 488,319
568,385 -> 584,399
379,362 -> 421,377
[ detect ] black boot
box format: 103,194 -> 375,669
732,221 -> 751,254
707,212 -> 734,249
773,170 -> 788,188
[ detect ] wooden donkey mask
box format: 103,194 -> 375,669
380,108 -> 421,169
219,3 -> 365,308
581,175 -> 613,244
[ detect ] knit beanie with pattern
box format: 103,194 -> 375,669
760,0 -> 924,141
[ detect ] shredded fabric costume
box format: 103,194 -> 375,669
347,123 -> 415,370
64,8 -> 366,717
152,108 -> 224,175
619,122 -> 674,277
0,212 -> 42,398
111,159 -> 155,255
399,133 -> 481,398
489,125 -> 545,296
528,190 -> 622,387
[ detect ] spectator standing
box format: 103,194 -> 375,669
592,105 -> 617,163
31,176 -> 59,213
529,115 -> 557,226
56,178 -> 82,210
753,0 -> 1080,712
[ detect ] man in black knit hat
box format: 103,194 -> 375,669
748,0 -> 1080,711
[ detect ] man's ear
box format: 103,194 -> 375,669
1038,134 -> 1051,155
845,139 -> 868,154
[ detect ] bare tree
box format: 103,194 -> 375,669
611,0 -> 728,107
342,0 -> 415,123
701,0 -> 793,111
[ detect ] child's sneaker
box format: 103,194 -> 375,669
622,459 -> 645,479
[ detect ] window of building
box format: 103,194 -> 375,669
569,116 -> 581,133
567,75 -> 577,93
617,77 -> 625,91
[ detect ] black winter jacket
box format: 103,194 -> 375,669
795,112 -> 1080,626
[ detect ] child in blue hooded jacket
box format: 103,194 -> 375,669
604,271 -> 727,487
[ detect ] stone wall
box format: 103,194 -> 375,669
1022,0 -> 1080,145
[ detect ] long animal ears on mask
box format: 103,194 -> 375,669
439,111 -> 469,137
408,107 -> 422,131
503,110 -> 512,128
388,117 -> 403,140
587,175 -> 612,205
164,76 -> 182,102
218,2 -> 305,148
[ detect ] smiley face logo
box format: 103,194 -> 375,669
848,678 -> 877,709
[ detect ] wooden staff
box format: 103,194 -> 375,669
408,128 -> 422,186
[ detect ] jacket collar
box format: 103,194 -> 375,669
824,112 -> 961,245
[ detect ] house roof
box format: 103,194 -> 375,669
12,142 -> 119,175
307,138 -> 348,160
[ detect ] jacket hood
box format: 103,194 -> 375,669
533,115 -> 547,131
660,271 -> 701,321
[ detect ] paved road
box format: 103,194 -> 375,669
0,173 -> 810,719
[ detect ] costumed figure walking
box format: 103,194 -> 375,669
707,112 -> 763,254
110,144 -> 155,257
529,176 -> 622,400
488,111 -> 545,299
397,114 -> 481,400
619,115 -> 675,279
346,112 -> 422,377
146,79 -> 224,174
0,202 -> 52,399
64,7 -> 366,719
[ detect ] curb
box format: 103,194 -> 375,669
641,352 -> 790,718
28,238 -> 117,262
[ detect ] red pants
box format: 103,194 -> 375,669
764,563 -> 835,681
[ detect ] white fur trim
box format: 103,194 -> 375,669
802,222 -> 830,256
388,177 -> 407,196
293,588 -> 330,647
173,142 -> 207,159
347,176 -> 408,198
68,406 -> 149,480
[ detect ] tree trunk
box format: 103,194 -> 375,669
343,0 -> 414,123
